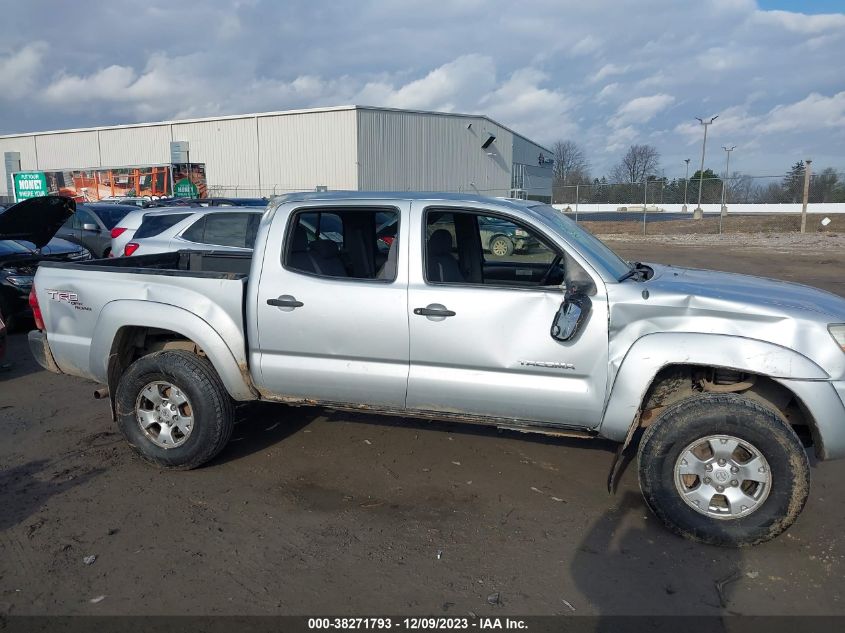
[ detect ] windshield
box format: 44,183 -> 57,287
528,204 -> 631,280
0,239 -> 34,256
87,205 -> 136,229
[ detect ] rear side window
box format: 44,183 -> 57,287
134,213 -> 191,239
181,213 -> 260,248
283,208 -> 399,281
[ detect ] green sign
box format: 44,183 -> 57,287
13,171 -> 48,201
173,178 -> 198,198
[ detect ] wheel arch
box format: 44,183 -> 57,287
600,333 -> 828,453
90,301 -> 258,419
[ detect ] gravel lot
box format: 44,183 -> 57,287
1,237 -> 844,617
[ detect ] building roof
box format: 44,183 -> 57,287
0,105 -> 551,153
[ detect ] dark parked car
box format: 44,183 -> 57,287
0,197 -> 86,328
0,304 -> 6,361
55,203 -> 138,258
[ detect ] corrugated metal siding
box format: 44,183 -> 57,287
34,131 -> 101,170
357,109 -> 513,196
99,125 -> 171,166
258,110 -> 358,192
512,134 -> 551,167
0,136 -> 37,197
171,118 -> 260,192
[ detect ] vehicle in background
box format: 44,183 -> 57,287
55,203 -> 138,258
109,207 -> 194,257
29,191 -> 845,547
147,197 -> 268,208
124,208 -> 263,257
0,305 -> 6,361
99,197 -> 156,208
0,197 -> 85,328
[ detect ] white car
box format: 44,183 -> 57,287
122,207 -> 263,257
109,207 -> 194,257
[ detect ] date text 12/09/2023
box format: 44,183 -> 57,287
307,617 -> 528,630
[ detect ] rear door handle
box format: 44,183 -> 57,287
267,295 -> 304,308
413,306 -> 456,317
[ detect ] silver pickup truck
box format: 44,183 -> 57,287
27,192 -> 845,547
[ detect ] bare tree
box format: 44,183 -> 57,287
610,144 -> 661,183
552,140 -> 590,203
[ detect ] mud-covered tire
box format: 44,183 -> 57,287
115,350 -> 234,470
637,393 -> 809,547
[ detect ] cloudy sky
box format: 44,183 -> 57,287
1,0 -> 843,177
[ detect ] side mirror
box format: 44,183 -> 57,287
551,292 -> 592,341
82,223 -> 100,232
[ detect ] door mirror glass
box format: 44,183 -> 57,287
551,292 -> 592,341
82,223 -> 100,232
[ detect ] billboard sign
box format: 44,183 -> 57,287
171,163 -> 207,198
13,171 -> 49,200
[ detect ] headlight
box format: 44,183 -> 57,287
67,248 -> 93,261
6,275 -> 34,287
514,229 -> 528,237
829,324 -> 845,353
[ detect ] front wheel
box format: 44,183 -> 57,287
115,350 -> 234,469
637,393 -> 809,547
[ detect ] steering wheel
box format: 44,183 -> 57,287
538,255 -> 562,286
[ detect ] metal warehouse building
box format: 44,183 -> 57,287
0,105 -> 552,202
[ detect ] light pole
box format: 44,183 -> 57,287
694,115 -> 718,218
720,145 -> 735,216
682,158 -> 691,212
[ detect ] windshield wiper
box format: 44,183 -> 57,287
618,261 -> 648,282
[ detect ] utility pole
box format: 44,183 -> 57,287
694,115 -> 718,219
682,158 -> 690,212
720,145 -> 736,217
801,159 -> 812,233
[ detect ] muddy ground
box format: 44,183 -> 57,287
1,237 -> 844,617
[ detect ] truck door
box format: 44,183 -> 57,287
253,202 -> 410,409
405,202 -> 610,428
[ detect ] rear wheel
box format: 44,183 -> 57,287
115,350 -> 234,469
637,393 -> 809,546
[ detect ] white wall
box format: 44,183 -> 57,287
99,125 -> 171,166
552,203 -> 845,214
258,109 -> 358,193
357,108 -> 514,196
171,118 -> 260,194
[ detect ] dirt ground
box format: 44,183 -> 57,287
581,212 -> 845,236
1,237 -> 844,617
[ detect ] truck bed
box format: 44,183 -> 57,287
34,250 -> 251,386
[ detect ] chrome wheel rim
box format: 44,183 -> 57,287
491,238 -> 509,256
673,434 -> 771,520
135,381 -> 194,449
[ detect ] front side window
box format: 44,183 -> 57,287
72,208 -> 97,230
283,207 -> 399,281
424,209 -> 586,290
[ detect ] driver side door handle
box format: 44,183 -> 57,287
413,307 -> 456,317
267,296 -> 304,308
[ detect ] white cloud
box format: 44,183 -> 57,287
612,94 -> 675,127
43,65 -> 137,103
0,42 -> 48,99
752,9 -> 845,34
756,92 -> 845,134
